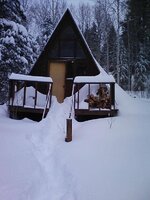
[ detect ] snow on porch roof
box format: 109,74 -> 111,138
9,73 -> 53,83
73,57 -> 115,83
74,74 -> 115,83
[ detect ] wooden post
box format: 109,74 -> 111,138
34,82 -> 37,108
23,82 -> 26,107
74,84 -> 76,110
8,80 -> 12,105
99,83 -> 101,111
12,81 -> 16,106
88,84 -> 90,110
110,83 -> 115,109
77,84 -> 79,109
49,83 -> 52,109
65,118 -> 72,142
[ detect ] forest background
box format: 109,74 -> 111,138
0,0 -> 150,104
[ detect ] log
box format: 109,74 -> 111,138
84,85 -> 111,109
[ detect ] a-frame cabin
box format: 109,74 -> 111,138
30,9 -> 100,103
8,9 -> 118,121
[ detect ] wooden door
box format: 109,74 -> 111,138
49,62 -> 66,103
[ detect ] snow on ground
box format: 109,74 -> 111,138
0,101 -> 75,200
0,86 -> 150,200
0,108 -> 44,200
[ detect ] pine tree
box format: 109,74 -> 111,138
101,24 -> 117,74
0,0 -> 38,104
84,22 -> 101,62
32,0 -> 66,51
0,0 -> 26,24
133,48 -> 149,92
121,0 -> 150,91
119,38 -> 129,90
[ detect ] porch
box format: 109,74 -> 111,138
8,73 -> 53,121
73,75 -> 118,121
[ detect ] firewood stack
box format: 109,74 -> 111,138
84,94 -> 99,108
84,85 -> 111,109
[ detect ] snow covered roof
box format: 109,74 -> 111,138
74,74 -> 115,83
9,73 -> 53,83
74,57 -> 115,84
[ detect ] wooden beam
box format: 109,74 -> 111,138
12,81 -> 16,106
49,83 -> 52,109
23,82 -> 26,107
88,84 -> 90,110
75,109 -> 118,117
74,84 -> 76,110
34,82 -> 38,108
9,105 -> 48,114
110,83 -> 115,109
77,84 -> 79,109
8,80 -> 12,105
98,83 -> 101,111
46,83 -> 51,109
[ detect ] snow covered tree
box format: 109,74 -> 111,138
94,0 -> 115,70
101,24 -> 117,74
133,49 -> 149,92
84,22 -> 101,62
94,0 -> 106,50
0,0 -> 26,25
76,3 -> 93,34
121,0 -> 150,91
0,0 -> 38,104
19,0 -> 32,13
32,0 -> 67,51
119,38 -> 129,90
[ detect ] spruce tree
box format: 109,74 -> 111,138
121,0 -> 150,91
119,38 -> 129,90
33,0 -> 66,52
0,0 -> 26,24
84,22 -> 101,62
133,49 -> 149,92
0,0 -> 38,104
101,24 -> 117,74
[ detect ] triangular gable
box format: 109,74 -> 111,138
30,9 -> 100,76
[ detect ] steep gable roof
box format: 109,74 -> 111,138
30,9 -> 100,75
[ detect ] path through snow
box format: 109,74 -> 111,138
29,97 -> 76,200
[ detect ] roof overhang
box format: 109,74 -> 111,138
74,74 -> 115,84
9,73 -> 53,83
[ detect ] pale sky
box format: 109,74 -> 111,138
66,0 -> 94,6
